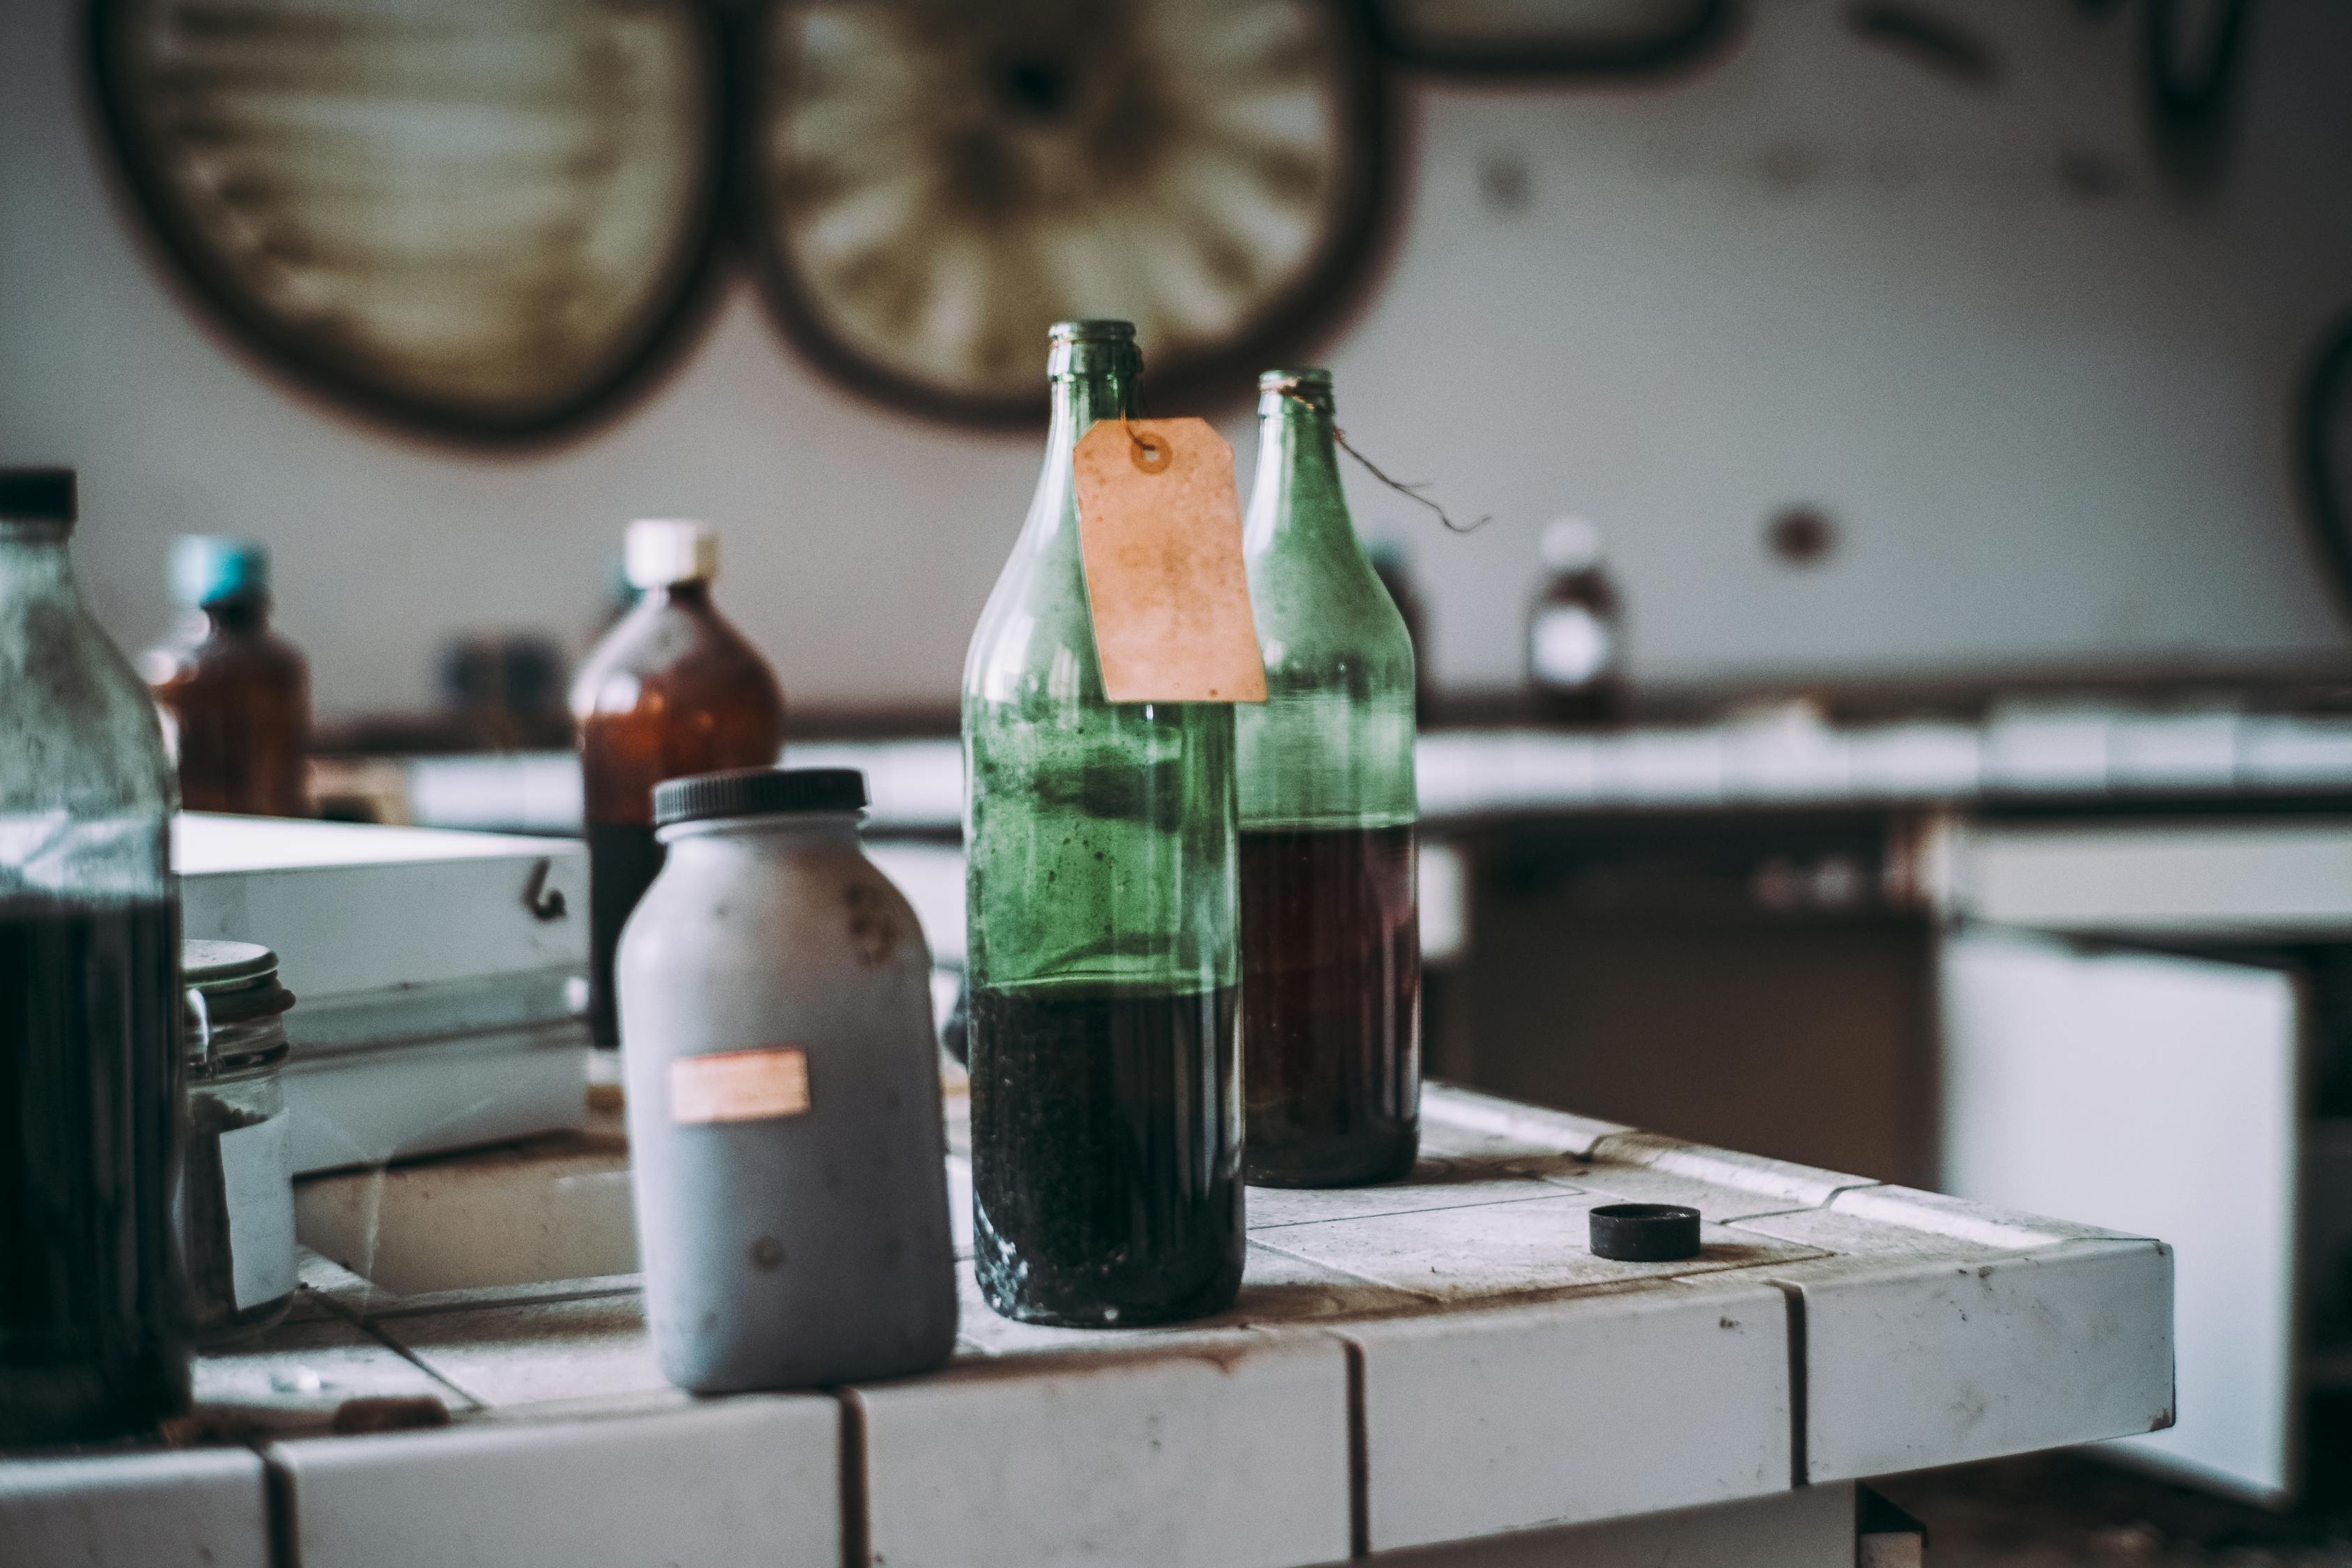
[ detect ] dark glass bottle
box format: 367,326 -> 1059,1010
569,521 -> 785,1050
962,321 -> 1245,1327
1238,371 -> 1422,1187
145,537 -> 310,817
1527,516 -> 1626,725
1,468 -> 190,1443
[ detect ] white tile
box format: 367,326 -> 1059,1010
279,1396 -> 840,1568
1583,1133 -> 1866,1217
1536,1160 -> 1842,1224
1723,718 -> 1854,802
372,1290 -> 668,1410
2107,713 -> 2240,791
948,1252 -> 1424,1360
0,1447 -> 270,1568
1355,1481 -> 1857,1568
1778,1237 -> 2175,1482
1351,1282 -> 1792,1551
1729,1203 -> 2011,1262
857,1333 -> 1350,1568
1982,709 -> 2112,794
1245,1158 -> 1559,1231
1420,1085 -> 1628,1162
1260,1191 -> 1821,1304
194,1312 -> 470,1424
1824,1182 -> 2114,1250
1597,730 -> 1726,806
1845,723 -> 1981,799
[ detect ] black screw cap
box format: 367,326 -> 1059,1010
1589,1203 -> 1702,1262
653,767 -> 868,828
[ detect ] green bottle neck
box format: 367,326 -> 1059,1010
1020,338 -> 1139,561
1245,381 -> 1357,560
1043,340 -> 1139,466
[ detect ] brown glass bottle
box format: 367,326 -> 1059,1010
569,521 -> 784,1048
145,538 -> 309,817
1527,517 -> 1626,726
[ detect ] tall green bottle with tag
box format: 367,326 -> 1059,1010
1238,369 -> 1422,1187
961,321 -> 1243,1326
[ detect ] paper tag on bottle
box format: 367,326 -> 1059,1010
1073,417 -> 1268,704
671,1047 -> 810,1125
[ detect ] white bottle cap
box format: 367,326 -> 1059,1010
1539,516 -> 1604,571
625,518 -> 718,588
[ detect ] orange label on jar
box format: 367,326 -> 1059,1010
670,1048 -> 810,1125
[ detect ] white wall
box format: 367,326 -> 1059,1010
5,0 -> 2349,721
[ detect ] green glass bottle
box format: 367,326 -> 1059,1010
962,321 -> 1244,1326
1238,369 -> 1422,1187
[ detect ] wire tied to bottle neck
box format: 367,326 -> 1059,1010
1268,378 -> 1489,535
1121,417 -> 1172,473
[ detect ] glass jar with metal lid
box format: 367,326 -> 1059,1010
180,939 -> 298,1339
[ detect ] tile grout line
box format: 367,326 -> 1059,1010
1342,1336 -> 1370,1559
1769,1280 -> 1810,1490
1246,1238 -> 1445,1302
837,1389 -> 872,1568
298,1284 -> 490,1411
255,1440 -> 302,1568
1247,1185 -> 1583,1233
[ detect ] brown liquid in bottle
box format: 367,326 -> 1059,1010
1240,823 -> 1422,1187
572,557 -> 784,1049
148,597 -> 310,817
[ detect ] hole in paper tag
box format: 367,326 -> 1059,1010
1073,417 -> 1268,705
1129,429 -> 1172,472
671,1047 -> 810,1125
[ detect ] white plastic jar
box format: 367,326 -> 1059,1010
617,767 -> 956,1393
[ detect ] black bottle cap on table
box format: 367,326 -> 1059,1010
0,468 -> 75,523
654,767 -> 868,828
1588,1203 -> 1702,1263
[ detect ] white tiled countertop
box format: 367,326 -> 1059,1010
0,1086 -> 2173,1568
377,709 -> 2352,838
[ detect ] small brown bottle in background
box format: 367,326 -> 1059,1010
146,537 -> 311,816
1526,516 -> 1626,726
570,519 -> 785,1050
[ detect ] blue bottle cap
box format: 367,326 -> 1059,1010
171,535 -> 269,608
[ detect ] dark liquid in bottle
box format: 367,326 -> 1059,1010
0,898 -> 189,1443
1240,823 -> 1422,1187
585,823 -> 664,1049
969,983 -> 1243,1326
574,581 -> 784,1049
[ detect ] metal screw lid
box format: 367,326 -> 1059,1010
653,767 -> 868,829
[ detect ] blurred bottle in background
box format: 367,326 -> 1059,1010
2,468 -> 190,1443
1526,516 -> 1625,725
570,520 -> 785,1050
439,634 -> 573,751
1366,539 -> 1434,722
146,537 -> 310,817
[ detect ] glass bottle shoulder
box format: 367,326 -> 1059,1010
571,594 -> 783,726
1,555 -> 174,821
1238,523 -> 1417,830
